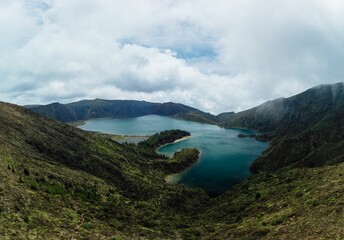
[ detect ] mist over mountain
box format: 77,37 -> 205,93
28,83 -> 344,174
218,83 -> 344,172
1,83 -> 344,239
2,0 -> 344,238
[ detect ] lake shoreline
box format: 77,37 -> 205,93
78,115 -> 268,194
164,148 -> 203,185
156,136 -> 191,152
77,116 -> 266,144
165,173 -> 181,184
70,120 -> 86,127
155,134 -> 197,185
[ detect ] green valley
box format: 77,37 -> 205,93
1,83 -> 344,239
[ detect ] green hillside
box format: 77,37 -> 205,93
1,83 -> 344,239
192,163 -> 344,239
27,83 -> 344,174
219,83 -> 344,172
26,99 -> 212,123
0,102 -> 208,239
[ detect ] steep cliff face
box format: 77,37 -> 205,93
220,83 -> 344,171
26,83 -> 344,173
27,83 -> 344,173
1,89 -> 344,239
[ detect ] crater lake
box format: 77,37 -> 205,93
79,115 -> 268,195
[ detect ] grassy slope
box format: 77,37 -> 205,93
192,164 -> 344,239
1,100 -> 344,239
26,83 -> 344,174
218,83 -> 344,172
0,102 -> 209,239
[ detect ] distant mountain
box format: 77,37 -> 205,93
3,88 -> 344,239
23,104 -> 42,108
0,101 -> 207,238
27,83 -> 344,173
26,99 -> 214,123
219,83 -> 344,172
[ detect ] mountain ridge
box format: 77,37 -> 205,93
1,97 -> 344,239
27,83 -> 344,173
218,82 -> 344,172
26,99 -> 214,123
0,101 -> 209,238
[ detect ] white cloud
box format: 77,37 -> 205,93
0,0 -> 344,114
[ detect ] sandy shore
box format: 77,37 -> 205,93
165,174 -> 181,184
69,121 -> 86,127
173,136 -> 191,143
164,149 -> 202,185
157,136 -> 191,151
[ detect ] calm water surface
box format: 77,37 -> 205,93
79,115 -> 268,195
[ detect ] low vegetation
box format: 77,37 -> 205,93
193,163 -> 344,239
1,83 -> 344,240
221,83 -> 344,172
0,102 -> 208,239
138,129 -> 190,149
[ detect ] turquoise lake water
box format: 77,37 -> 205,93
79,115 -> 268,195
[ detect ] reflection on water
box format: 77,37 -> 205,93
80,115 -> 268,195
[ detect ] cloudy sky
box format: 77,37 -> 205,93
1,0 -> 344,113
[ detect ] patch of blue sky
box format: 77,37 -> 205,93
36,1 -> 50,11
25,0 -> 51,12
173,45 -> 217,60
118,19 -> 218,62
118,38 -> 217,61
24,0 -> 51,25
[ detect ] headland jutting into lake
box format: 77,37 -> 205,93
79,115 -> 268,195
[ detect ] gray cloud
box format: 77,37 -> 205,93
0,0 -> 344,113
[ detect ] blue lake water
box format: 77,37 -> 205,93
79,115 -> 268,195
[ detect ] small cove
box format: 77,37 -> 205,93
79,115 -> 268,195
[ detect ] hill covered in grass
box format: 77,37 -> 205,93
26,99 -> 215,124
27,83 -> 344,174
192,162 -> 344,239
0,102 -> 208,239
218,83 -> 344,172
2,83 -> 344,239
